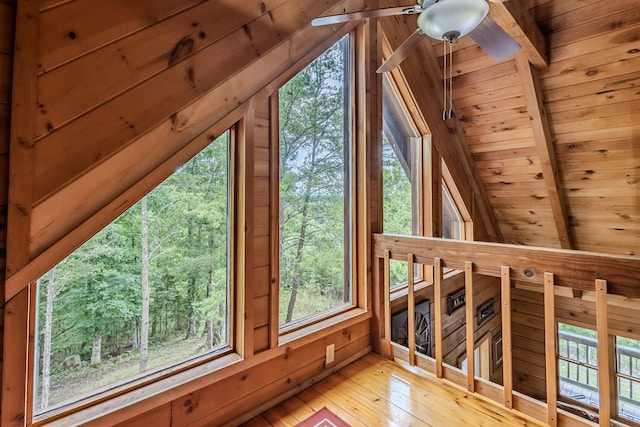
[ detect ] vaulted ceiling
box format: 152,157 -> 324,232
376,0 -> 639,255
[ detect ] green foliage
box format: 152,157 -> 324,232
35,134 -> 231,410
278,35 -> 351,324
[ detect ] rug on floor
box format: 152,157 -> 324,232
294,407 -> 350,427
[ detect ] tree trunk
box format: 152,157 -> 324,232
90,334 -> 102,366
131,318 -> 139,350
205,268 -> 214,349
186,276 -> 197,338
140,195 -> 150,373
40,267 -> 56,408
284,139 -> 319,323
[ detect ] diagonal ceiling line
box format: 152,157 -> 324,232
516,53 -> 573,249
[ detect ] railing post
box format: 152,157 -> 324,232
383,250 -> 392,359
544,272 -> 558,427
500,266 -> 513,409
596,279 -> 615,425
408,253 -> 416,366
434,258 -> 443,378
465,261 -> 475,393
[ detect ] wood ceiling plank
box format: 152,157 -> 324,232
455,84 -> 524,108
469,138 -> 536,154
562,169 -> 638,182
467,127 -> 535,144
549,4 -> 640,49
39,0 -> 208,70
543,71 -> 640,104
554,125 -> 639,145
551,22 -> 640,63
517,54 -> 573,249
536,0 -> 638,34
556,138 -> 637,154
453,71 -> 521,99
551,112 -> 637,134
544,53 -> 640,91
452,60 -> 517,87
37,1 -> 296,138
461,116 -> 532,138
482,173 -> 546,185
455,97 -> 527,118
547,87 -> 640,114
459,107 -> 529,127
488,1 -> 548,69
473,146 -> 538,162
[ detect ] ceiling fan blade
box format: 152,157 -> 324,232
468,16 -> 520,62
377,28 -> 426,73
312,6 -> 421,27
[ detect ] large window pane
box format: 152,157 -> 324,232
34,133 -> 231,414
382,75 -> 419,237
278,35 -> 352,327
442,185 -> 463,240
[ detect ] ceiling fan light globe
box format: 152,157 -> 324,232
417,0 -> 489,41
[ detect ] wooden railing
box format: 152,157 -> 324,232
372,234 -> 640,427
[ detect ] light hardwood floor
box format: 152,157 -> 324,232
242,352 -> 545,426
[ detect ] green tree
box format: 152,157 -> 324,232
279,35 -> 350,324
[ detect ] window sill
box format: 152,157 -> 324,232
278,307 -> 370,347
37,352 -> 243,427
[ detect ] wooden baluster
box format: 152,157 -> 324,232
544,272 -> 558,427
596,279 -> 615,425
383,250 -> 392,359
465,261 -> 475,392
500,266 -> 513,409
434,258 -> 443,378
408,253 -> 415,366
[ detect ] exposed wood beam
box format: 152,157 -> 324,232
379,9 -> 503,242
516,54 -> 574,249
488,1 -> 548,69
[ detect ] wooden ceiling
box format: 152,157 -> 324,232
379,0 -> 639,255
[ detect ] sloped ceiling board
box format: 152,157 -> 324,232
491,2 -> 573,248
516,53 -> 574,249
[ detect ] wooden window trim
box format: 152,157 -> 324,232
274,30 -> 361,335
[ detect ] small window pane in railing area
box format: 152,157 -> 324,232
558,324 -> 599,409
617,336 -> 640,422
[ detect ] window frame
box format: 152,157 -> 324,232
23,122 -> 245,426
274,32 -> 357,336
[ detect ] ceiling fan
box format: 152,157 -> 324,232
312,0 -> 521,119
312,0 -> 520,72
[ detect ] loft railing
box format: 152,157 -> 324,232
372,233 -> 640,427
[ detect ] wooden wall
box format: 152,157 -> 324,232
0,0 -> 16,421
512,284 -> 640,401
2,1 -> 377,426
391,273 -> 503,383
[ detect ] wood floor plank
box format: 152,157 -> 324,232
243,353 -> 547,427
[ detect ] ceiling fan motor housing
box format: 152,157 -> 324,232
417,0 -> 489,41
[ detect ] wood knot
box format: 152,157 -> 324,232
168,37 -> 194,66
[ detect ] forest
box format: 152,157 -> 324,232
35,132 -> 231,411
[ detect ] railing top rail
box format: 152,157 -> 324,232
372,233 -> 640,297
